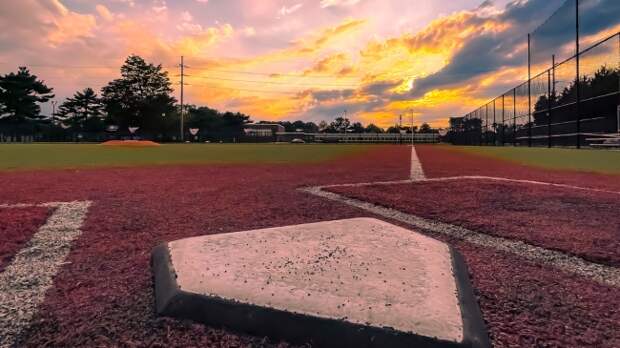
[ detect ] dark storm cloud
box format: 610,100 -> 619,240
360,80 -> 403,96
412,0 -> 619,98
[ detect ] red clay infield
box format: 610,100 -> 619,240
1,145 -> 619,347
327,179 -> 620,267
0,206 -> 51,272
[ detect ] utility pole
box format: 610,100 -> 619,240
179,56 -> 187,142
399,114 -> 403,144
409,108 -> 414,146
343,109 -> 347,141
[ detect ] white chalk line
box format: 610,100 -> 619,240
316,175 -> 620,196
300,145 -> 620,287
0,201 -> 92,348
300,187 -> 620,288
410,146 -> 426,180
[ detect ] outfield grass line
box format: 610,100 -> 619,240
0,201 -> 92,348
300,186 -> 620,288
446,145 -> 620,175
0,144 -> 376,171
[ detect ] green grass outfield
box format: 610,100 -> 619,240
0,143 -> 374,171
451,145 -> 620,175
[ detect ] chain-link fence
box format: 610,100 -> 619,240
450,0 -> 620,148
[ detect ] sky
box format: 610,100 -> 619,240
0,0 -> 618,127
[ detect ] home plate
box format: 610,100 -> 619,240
151,218 -> 489,347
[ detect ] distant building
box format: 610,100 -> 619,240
243,123 -> 286,142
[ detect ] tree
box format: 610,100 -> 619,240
350,122 -> 364,133
101,55 -> 176,135
186,106 -> 250,141
318,120 -> 329,132
328,117 -> 351,133
419,122 -> 432,133
364,123 -> 384,133
386,124 -> 402,133
57,88 -> 104,131
0,67 -> 54,123
291,121 -> 318,133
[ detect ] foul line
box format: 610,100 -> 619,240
410,146 -> 426,180
316,176 -> 620,196
0,201 -> 92,348
300,187 -> 620,288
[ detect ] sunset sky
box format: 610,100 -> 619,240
0,0 -> 618,127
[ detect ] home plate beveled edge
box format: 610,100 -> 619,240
151,218 -> 490,348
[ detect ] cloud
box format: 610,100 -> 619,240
303,53 -> 349,75
181,11 -> 193,22
278,3 -> 303,17
242,26 -> 256,37
320,0 -> 362,9
95,4 -> 114,21
409,0 -> 563,97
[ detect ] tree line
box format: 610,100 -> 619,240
0,55 -> 436,142
259,117 -> 434,134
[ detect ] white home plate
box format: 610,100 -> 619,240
152,218 -> 489,347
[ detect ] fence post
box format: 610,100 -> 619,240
575,0 -> 581,148
493,100 -> 496,146
547,68 -> 552,148
513,89 -> 517,146
502,95 -> 505,146
527,33 -> 532,147
485,104 -> 489,145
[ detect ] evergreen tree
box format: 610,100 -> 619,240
365,123 -> 384,133
57,88 -> 104,131
101,55 -> 176,135
0,67 -> 54,123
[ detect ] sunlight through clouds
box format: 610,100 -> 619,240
0,0 -> 617,127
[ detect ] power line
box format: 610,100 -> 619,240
169,66 -> 360,79
0,62 -> 361,80
186,83 -> 300,95
0,64 -> 122,69
179,56 -> 189,142
185,75 -> 358,88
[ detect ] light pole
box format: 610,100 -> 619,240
51,100 -> 57,124
409,108 -> 414,146
341,109 -> 347,142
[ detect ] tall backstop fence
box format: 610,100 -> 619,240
450,0 -> 620,148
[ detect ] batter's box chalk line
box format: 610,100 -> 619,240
0,201 -> 92,348
300,186 -> 620,288
300,147 -> 620,288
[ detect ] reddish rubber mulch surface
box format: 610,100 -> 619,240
0,146 -> 409,347
0,206 -> 51,272
327,179 -> 620,267
1,145 -> 619,347
416,145 -> 620,192
454,241 -> 620,348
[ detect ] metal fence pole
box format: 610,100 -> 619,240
485,104 -> 489,145
547,68 -> 552,148
502,95 -> 505,146
527,33 -> 532,147
493,100 -> 496,145
513,88 -> 517,146
575,0 -> 581,148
